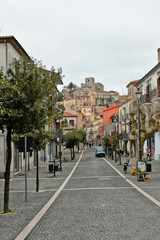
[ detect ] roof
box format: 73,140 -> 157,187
0,36 -> 63,86
126,80 -> 140,88
0,36 -> 30,59
82,106 -> 92,108
63,112 -> 77,117
110,113 -> 116,118
75,95 -> 89,98
89,90 -> 119,94
103,104 -> 122,112
136,61 -> 160,86
95,106 -> 106,109
118,99 -> 130,108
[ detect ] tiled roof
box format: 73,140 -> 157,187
95,106 -> 106,108
126,80 -> 140,88
63,112 -> 77,117
89,90 -> 119,94
0,35 -> 30,59
103,104 -> 122,112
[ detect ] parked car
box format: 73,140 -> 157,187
95,146 -> 105,157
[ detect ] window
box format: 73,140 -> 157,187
70,120 -> 74,126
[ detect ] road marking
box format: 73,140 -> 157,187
99,177 -> 110,180
14,151 -> 84,240
63,187 -> 133,191
103,158 -> 160,208
71,175 -> 121,179
1,185 -> 160,195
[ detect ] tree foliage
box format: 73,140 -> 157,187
0,57 -> 63,213
131,109 -> 160,160
63,82 -> 78,96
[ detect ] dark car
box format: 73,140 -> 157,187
95,146 -> 105,157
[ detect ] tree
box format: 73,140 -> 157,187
63,82 -> 78,96
0,57 -> 63,213
103,135 -> 117,160
57,92 -> 64,102
103,135 -> 111,154
73,129 -> 87,151
31,129 -> 51,192
64,131 -> 79,160
131,108 -> 160,161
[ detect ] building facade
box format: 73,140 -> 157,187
0,36 -> 63,177
135,49 -> 160,160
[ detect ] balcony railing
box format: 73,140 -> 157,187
140,87 -> 160,105
63,125 -> 76,129
140,93 -> 150,104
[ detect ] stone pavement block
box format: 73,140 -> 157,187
1,148 -> 160,240
0,150 -> 80,240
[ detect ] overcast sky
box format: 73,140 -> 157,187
1,0 -> 160,94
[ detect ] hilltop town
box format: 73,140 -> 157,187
1,36 -> 160,180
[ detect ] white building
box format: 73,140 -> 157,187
136,49 -> 160,160
0,36 -> 63,177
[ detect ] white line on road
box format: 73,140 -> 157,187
1,185 -> 160,195
14,151 -> 84,240
103,158 -> 160,208
63,187 -> 133,191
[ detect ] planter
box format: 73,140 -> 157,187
131,168 -> 136,176
144,177 -> 148,182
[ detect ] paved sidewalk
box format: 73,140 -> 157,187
1,148 -> 160,240
106,154 -> 160,203
0,150 -> 80,240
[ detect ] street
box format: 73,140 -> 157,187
1,147 -> 160,240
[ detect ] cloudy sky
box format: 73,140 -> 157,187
1,0 -> 160,94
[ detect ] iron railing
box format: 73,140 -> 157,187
140,87 -> 160,105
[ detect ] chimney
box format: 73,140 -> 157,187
157,48 -> 160,63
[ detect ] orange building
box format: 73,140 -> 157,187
63,95 -> 90,111
103,104 -> 122,125
88,90 -> 119,106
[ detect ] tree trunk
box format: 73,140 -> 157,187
70,149 -> 72,161
3,128 -> 12,213
73,147 -> 75,159
111,146 -> 113,160
136,138 -> 145,161
36,150 -> 39,192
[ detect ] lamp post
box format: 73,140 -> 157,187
135,88 -> 142,160
59,117 -> 62,171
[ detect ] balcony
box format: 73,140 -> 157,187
140,88 -> 160,105
63,125 -> 77,130
122,133 -> 135,141
140,93 -> 151,104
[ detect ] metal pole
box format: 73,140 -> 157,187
118,117 -> 121,165
25,136 -> 27,202
138,98 -> 142,160
59,118 -> 62,171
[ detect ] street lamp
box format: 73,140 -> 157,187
135,87 -> 142,160
54,105 -> 63,171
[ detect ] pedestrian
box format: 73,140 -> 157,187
146,146 -> 150,160
124,163 -> 127,173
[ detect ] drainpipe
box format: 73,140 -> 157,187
4,40 -> 8,76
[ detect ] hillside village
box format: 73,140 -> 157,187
61,55 -> 160,163
0,35 -> 160,180
2,2 -> 160,237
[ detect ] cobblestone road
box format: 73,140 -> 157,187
1,148 -> 160,240
26,149 -> 160,240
